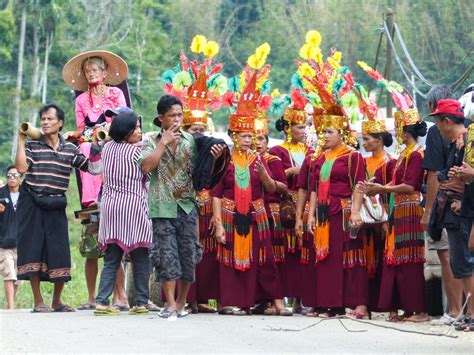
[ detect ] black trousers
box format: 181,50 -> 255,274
96,244 -> 150,306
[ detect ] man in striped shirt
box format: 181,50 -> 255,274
15,103 -> 93,313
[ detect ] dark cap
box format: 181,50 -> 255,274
104,106 -> 132,117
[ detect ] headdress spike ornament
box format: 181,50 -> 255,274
161,34 -> 228,130
357,61 -> 420,145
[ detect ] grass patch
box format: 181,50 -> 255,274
0,175 -> 97,309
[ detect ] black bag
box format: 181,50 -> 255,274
29,189 -> 67,210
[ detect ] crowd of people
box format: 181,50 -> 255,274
0,32 -> 473,330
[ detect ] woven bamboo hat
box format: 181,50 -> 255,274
62,50 -> 128,91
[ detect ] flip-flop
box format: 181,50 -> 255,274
54,304 -> 76,312
197,304 -> 217,313
263,307 -> 278,316
232,308 -> 251,316
128,305 -> 149,315
111,303 -> 130,312
94,306 -> 120,316
77,301 -> 96,310
387,314 -> 405,323
300,307 -> 314,315
277,309 -> 293,316
158,308 -> 177,319
319,311 -> 337,318
145,302 -> 161,312
218,306 -> 234,315
177,309 -> 189,318
292,306 -> 304,314
31,304 -> 54,313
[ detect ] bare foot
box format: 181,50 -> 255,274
403,313 -> 429,322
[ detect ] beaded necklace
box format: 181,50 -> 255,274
87,83 -> 106,113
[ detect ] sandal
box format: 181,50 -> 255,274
387,314 -> 405,323
31,304 -> 54,313
252,303 -> 270,315
177,309 -> 189,318
111,303 -> 130,312
232,308 -> 252,316
158,308 -> 178,319
77,301 -> 96,310
94,305 -> 120,316
197,304 -> 217,313
277,308 -> 293,316
128,305 -> 149,315
218,306 -> 234,315
319,311 -> 337,318
263,307 -> 278,316
455,318 -> 473,331
292,306 -> 304,314
53,304 -> 76,313
145,302 -> 161,312
301,307 -> 315,316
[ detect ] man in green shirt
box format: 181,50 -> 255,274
140,95 -> 201,319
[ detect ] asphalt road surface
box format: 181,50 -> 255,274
1,310 -> 472,354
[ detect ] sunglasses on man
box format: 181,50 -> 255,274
7,173 -> 22,179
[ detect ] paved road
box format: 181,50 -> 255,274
1,310 -> 472,354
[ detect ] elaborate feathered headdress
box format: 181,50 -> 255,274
223,43 -> 272,133
358,61 -> 420,144
161,35 -> 228,132
352,83 -> 387,135
292,30 -> 357,149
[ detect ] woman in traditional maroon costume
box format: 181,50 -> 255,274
213,56 -> 283,314
268,90 -> 313,312
307,114 -> 368,317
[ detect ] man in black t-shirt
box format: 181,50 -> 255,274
430,99 -> 473,328
421,86 -> 463,324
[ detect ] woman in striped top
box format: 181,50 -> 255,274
94,110 -> 153,316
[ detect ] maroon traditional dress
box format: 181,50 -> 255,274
363,153 -> 396,311
378,144 -> 426,313
311,146 -> 368,309
261,153 -> 287,263
211,151 -> 282,308
187,189 -> 219,304
268,143 -> 313,299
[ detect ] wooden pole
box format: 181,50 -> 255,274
386,8 -> 394,118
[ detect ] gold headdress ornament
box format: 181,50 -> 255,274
161,34 -> 228,133
465,123 -> 474,168
254,114 -> 270,136
358,61 -> 420,145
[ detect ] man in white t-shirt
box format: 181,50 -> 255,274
0,165 -> 21,309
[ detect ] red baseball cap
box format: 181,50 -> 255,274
429,99 -> 465,117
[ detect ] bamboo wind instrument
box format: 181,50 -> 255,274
96,129 -> 111,142
19,122 -> 42,140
